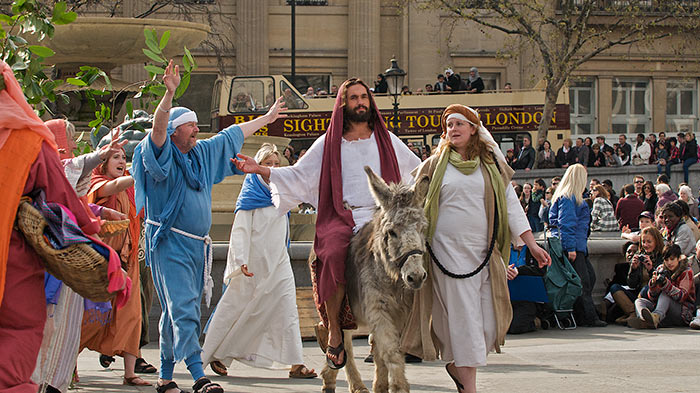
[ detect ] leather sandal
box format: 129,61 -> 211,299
123,376 -> 151,386
289,365 -> 317,379
325,331 -> 346,370
210,360 -> 228,376
135,358 -> 157,374
156,381 -> 188,393
99,354 -> 115,368
446,363 -> 464,392
192,377 -> 223,393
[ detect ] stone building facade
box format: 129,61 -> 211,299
95,0 -> 700,136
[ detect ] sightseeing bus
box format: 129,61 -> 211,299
210,75 -> 571,154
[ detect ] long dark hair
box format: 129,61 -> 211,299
341,78 -> 378,132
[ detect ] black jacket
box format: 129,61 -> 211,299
514,146 -> 536,170
467,77 -> 485,93
446,73 -> 462,92
555,147 -> 577,167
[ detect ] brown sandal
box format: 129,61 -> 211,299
289,365 -> 317,379
210,360 -> 228,376
123,376 -> 151,386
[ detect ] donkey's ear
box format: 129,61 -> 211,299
412,174 -> 430,206
364,166 -> 392,209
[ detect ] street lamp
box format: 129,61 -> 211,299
384,57 -> 406,133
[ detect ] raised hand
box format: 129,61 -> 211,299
264,96 -> 288,123
99,128 -> 129,160
232,154 -> 261,174
163,59 -> 180,95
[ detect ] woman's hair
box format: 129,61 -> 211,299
643,180 -> 655,195
551,163 -> 587,205
433,122 -> 492,163
655,183 -> 670,194
679,185 -> 694,201
593,184 -> 609,200
563,138 -> 572,147
640,226 -> 664,255
254,143 -> 282,165
686,131 -> 695,139
543,140 -> 551,150
65,119 -> 76,139
662,243 -> 682,261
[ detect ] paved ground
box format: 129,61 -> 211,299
72,325 -> 700,392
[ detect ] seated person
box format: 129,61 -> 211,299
507,246 -> 550,334
600,241 -> 637,323
232,91 -> 254,111
612,227 -> 664,325
633,244 -> 696,329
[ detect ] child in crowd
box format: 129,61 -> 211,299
621,211 -> 655,244
634,244 -> 695,329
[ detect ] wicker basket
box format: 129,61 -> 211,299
15,201 -> 115,302
99,219 -> 130,236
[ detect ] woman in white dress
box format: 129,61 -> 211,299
413,105 -> 550,393
201,143 -> 316,379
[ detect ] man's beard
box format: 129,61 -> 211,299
345,105 -> 371,123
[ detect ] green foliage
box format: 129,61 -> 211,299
135,28 -> 198,109
0,0 -> 76,114
2,2 -> 197,134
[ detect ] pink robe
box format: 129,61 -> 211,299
0,142 -> 99,393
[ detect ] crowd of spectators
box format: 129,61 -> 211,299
507,132 -> 700,183
508,168 -> 700,332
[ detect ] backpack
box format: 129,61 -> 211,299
543,236 -> 582,312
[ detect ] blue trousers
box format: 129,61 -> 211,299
682,157 -> 697,183
148,233 -> 207,381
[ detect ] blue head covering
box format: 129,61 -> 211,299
167,107 -> 198,136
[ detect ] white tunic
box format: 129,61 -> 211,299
269,132 -> 421,232
201,198 -> 303,369
431,165 -> 530,367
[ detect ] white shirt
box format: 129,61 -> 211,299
269,132 -> 421,232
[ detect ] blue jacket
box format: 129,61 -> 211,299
548,195 -> 590,253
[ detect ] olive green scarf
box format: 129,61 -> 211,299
424,147 -> 510,267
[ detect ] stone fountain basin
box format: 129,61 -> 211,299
42,17 -> 211,70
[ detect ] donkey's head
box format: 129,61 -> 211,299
364,166 -> 430,290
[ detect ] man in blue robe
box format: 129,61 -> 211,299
132,60 -> 287,393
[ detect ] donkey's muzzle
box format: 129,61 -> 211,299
405,270 -> 428,289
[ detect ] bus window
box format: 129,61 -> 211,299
280,80 -> 308,110
228,77 -> 273,113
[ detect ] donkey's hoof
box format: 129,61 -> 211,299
322,389 -> 335,393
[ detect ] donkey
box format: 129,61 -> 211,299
320,166 -> 430,393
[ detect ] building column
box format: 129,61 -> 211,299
348,0 -> 380,83
236,0 -> 269,75
652,77 -> 667,133
598,76 -> 613,134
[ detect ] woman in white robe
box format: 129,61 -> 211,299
201,143 -> 316,379
416,105 -> 550,393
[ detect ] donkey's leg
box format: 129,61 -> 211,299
343,330 -> 369,393
371,337 -> 390,393
372,321 -> 409,393
320,363 -> 339,393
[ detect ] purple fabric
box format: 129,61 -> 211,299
89,203 -> 104,218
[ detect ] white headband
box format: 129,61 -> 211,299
445,107 -> 507,165
446,112 -> 477,127
171,110 -> 198,130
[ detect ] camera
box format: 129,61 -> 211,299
655,269 -> 672,285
